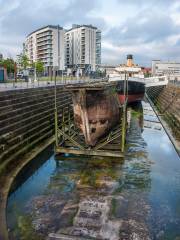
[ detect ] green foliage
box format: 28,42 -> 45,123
0,58 -> 15,74
34,61 -> 44,74
17,215 -> 43,240
19,54 -> 29,70
31,61 -> 44,76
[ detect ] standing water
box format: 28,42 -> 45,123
7,100 -> 180,240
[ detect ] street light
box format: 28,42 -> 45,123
34,61 -> 37,82
76,65 -> 79,82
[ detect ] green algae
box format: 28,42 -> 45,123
14,214 -> 43,240
79,158 -> 120,188
131,109 -> 143,118
110,198 -> 117,218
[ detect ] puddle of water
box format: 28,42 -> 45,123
7,100 -> 180,240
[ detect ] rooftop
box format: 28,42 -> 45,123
66,24 -> 98,33
27,25 -> 63,37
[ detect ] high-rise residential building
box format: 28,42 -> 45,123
96,30 -> 101,66
65,24 -> 101,73
25,25 -> 65,74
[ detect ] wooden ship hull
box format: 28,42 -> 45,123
69,84 -> 120,146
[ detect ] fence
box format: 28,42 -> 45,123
0,78 -> 108,91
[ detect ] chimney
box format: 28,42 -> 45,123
127,54 -> 133,67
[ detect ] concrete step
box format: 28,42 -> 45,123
0,124 -> 54,164
0,108 -> 72,154
0,94 -> 71,118
0,100 -> 67,135
0,88 -> 70,108
0,106 -> 72,155
0,85 -> 63,100
0,129 -> 53,173
0,96 -> 71,124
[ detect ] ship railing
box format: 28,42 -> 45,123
145,76 -> 168,87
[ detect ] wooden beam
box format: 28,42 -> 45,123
55,147 -> 124,158
58,128 -> 85,150
64,142 -> 122,150
48,233 -> 101,240
94,132 -> 122,150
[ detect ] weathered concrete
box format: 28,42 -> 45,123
0,137 -> 54,240
0,86 -> 72,240
0,86 -> 71,174
146,84 -> 180,153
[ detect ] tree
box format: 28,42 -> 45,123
32,61 -> 44,76
0,59 -> 3,67
19,54 -> 29,70
36,61 -> 44,75
1,58 -> 15,74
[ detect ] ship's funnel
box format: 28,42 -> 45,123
127,54 -> 133,67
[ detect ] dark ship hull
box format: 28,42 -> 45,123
69,84 -> 120,146
116,80 -> 145,104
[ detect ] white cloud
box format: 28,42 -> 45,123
0,0 -> 180,65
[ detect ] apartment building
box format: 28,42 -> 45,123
25,25 -> 65,74
65,24 -> 101,73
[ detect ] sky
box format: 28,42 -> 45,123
0,0 -> 180,66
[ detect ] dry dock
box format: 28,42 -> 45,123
0,81 -> 180,240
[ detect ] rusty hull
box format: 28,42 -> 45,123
71,87 -> 120,146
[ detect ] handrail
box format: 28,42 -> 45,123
0,78 -> 107,91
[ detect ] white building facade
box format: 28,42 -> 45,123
25,25 -> 65,74
152,60 -> 180,76
65,24 -> 101,73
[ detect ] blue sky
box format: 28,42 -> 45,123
0,0 -> 180,66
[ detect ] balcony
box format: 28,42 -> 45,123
36,31 -> 52,39
37,36 -> 52,44
38,47 -> 52,52
37,40 -> 52,47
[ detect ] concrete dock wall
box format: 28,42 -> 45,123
0,86 -> 72,174
146,84 -> 180,141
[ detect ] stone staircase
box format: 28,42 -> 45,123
0,86 -> 72,174
146,84 -> 180,140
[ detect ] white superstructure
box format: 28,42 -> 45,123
25,25 -> 65,74
109,55 -> 144,81
65,24 -> 101,73
109,55 -> 168,87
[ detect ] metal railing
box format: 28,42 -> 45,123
0,78 -> 108,91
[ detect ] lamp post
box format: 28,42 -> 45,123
62,67 -> 64,84
76,65 -> 79,83
34,61 -> 37,82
